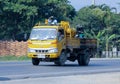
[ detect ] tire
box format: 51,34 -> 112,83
32,58 -> 40,66
54,51 -> 67,66
77,51 -> 90,66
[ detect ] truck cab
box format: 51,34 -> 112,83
28,24 -> 67,65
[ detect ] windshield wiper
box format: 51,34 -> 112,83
47,38 -> 55,39
41,38 -> 55,40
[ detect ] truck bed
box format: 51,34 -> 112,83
66,38 -> 97,49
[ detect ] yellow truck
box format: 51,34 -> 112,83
27,21 -> 97,66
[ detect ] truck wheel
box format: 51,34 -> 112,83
32,58 -> 40,66
54,51 -> 67,66
77,52 -> 90,66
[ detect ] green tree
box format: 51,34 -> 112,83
72,4 -> 120,55
0,0 -> 76,40
85,29 -> 119,57
0,0 -> 38,40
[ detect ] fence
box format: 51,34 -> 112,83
0,41 -> 27,56
102,51 -> 120,58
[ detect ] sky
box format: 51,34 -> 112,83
69,0 -> 120,13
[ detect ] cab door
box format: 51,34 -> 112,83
57,29 -> 66,55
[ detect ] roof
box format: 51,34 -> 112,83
33,25 -> 59,29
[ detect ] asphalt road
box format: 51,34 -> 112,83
0,58 -> 120,82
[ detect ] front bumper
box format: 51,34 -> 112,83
28,52 -> 59,59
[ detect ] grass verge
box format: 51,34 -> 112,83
0,55 -> 31,61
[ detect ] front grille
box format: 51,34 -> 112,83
35,50 -> 48,53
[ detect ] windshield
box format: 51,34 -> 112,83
30,28 -> 57,40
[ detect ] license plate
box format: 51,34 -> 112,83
37,54 -> 45,58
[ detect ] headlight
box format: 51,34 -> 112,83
48,48 -> 58,53
28,48 -> 35,53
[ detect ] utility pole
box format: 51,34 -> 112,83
92,0 -> 95,5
